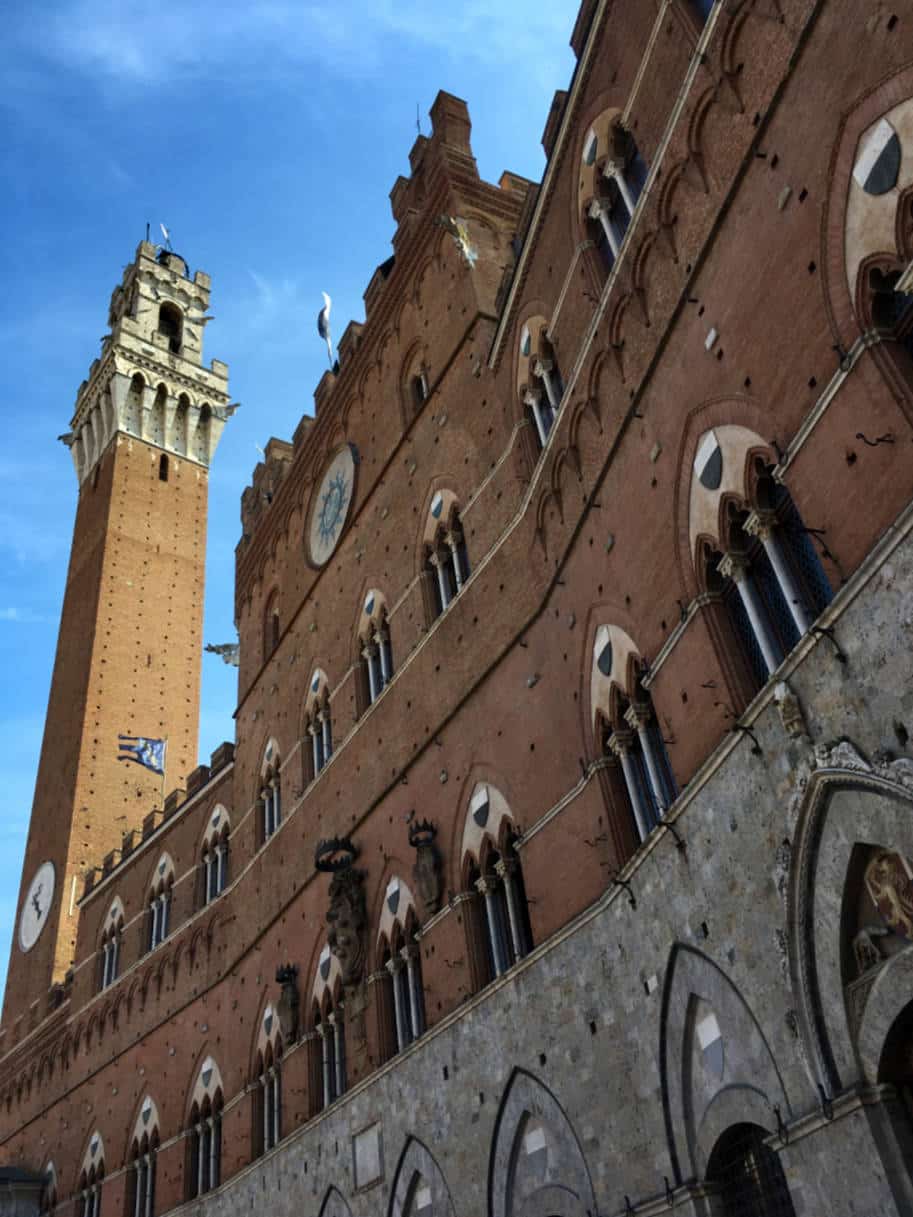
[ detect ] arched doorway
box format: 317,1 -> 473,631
706,1124 -> 795,1216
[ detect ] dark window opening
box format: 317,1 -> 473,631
706,1123 -> 796,1216
158,454 -> 169,482
157,303 -> 182,355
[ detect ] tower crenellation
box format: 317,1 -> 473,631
66,240 -> 231,486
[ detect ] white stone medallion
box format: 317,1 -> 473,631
308,445 -> 356,567
19,861 -> 55,953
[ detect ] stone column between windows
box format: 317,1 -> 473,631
446,532 -> 464,591
309,723 -> 322,777
208,1116 -> 218,1189
386,957 -> 407,1051
533,357 -> 559,417
401,943 -> 423,1038
320,708 -> 332,761
718,551 -> 781,675
745,509 -> 811,636
261,1070 -> 270,1149
430,550 -> 451,609
196,1124 -> 205,1196
376,628 -> 391,685
494,858 -> 525,961
143,1155 -> 153,1217
333,1013 -> 345,1096
609,729 -> 650,842
133,1161 -> 143,1217
588,197 -> 620,258
523,388 -> 549,448
604,158 -> 636,216
475,876 -> 508,977
625,704 -> 667,818
363,640 -> 379,702
317,1024 -> 331,1108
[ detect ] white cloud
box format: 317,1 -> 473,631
0,607 -> 54,624
10,0 -> 572,90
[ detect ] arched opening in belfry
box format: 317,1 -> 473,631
157,302 -> 182,354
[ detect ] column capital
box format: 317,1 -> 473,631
475,875 -> 496,896
494,857 -> 516,880
608,727 -> 636,758
361,640 -> 377,659
399,942 -> 419,964
522,386 -> 543,407
533,357 -> 553,379
587,196 -> 608,221
624,702 -> 652,733
444,529 -> 462,549
717,551 -> 750,583
743,509 -> 776,542
602,158 -> 624,180
385,955 -> 404,975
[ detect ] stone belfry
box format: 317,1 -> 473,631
2,240 -> 231,1032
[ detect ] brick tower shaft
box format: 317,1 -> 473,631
2,242 -> 231,1033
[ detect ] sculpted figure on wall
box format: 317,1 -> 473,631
409,818 -> 443,919
317,838 -> 367,988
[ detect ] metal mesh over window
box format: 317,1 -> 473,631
707,1124 -> 796,1217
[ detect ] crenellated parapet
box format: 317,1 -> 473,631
64,241 -> 232,484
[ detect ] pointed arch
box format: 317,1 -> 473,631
659,943 -> 791,1183
388,1137 -> 455,1217
785,746 -> 913,1095
318,1185 -> 353,1217
488,1069 -> 596,1217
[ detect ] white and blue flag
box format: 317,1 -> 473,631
117,735 -> 166,775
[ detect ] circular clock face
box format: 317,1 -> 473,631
308,446 -> 355,566
19,861 -> 55,953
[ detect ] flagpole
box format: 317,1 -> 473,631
161,738 -> 168,810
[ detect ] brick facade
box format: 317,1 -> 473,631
3,2 -> 913,1214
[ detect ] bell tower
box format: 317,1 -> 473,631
2,240 -> 232,1033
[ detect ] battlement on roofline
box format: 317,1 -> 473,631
235,90 -> 535,562
80,741 -> 235,905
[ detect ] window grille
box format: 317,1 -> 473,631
706,1124 -> 796,1217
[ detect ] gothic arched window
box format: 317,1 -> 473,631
424,507 -> 470,621
254,1039 -> 282,1157
146,857 -> 174,952
579,115 -> 649,278
187,1092 -> 222,1199
377,881 -> 426,1059
517,320 -> 565,453
303,675 -> 333,782
157,303 -> 182,355
258,741 -> 282,845
127,1129 -> 159,1217
98,899 -> 124,991
460,786 -> 533,993
200,809 -> 230,905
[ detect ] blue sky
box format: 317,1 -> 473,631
0,1 -> 578,1009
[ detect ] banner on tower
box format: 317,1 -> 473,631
117,735 -> 166,775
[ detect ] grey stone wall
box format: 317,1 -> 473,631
173,518 -> 913,1217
